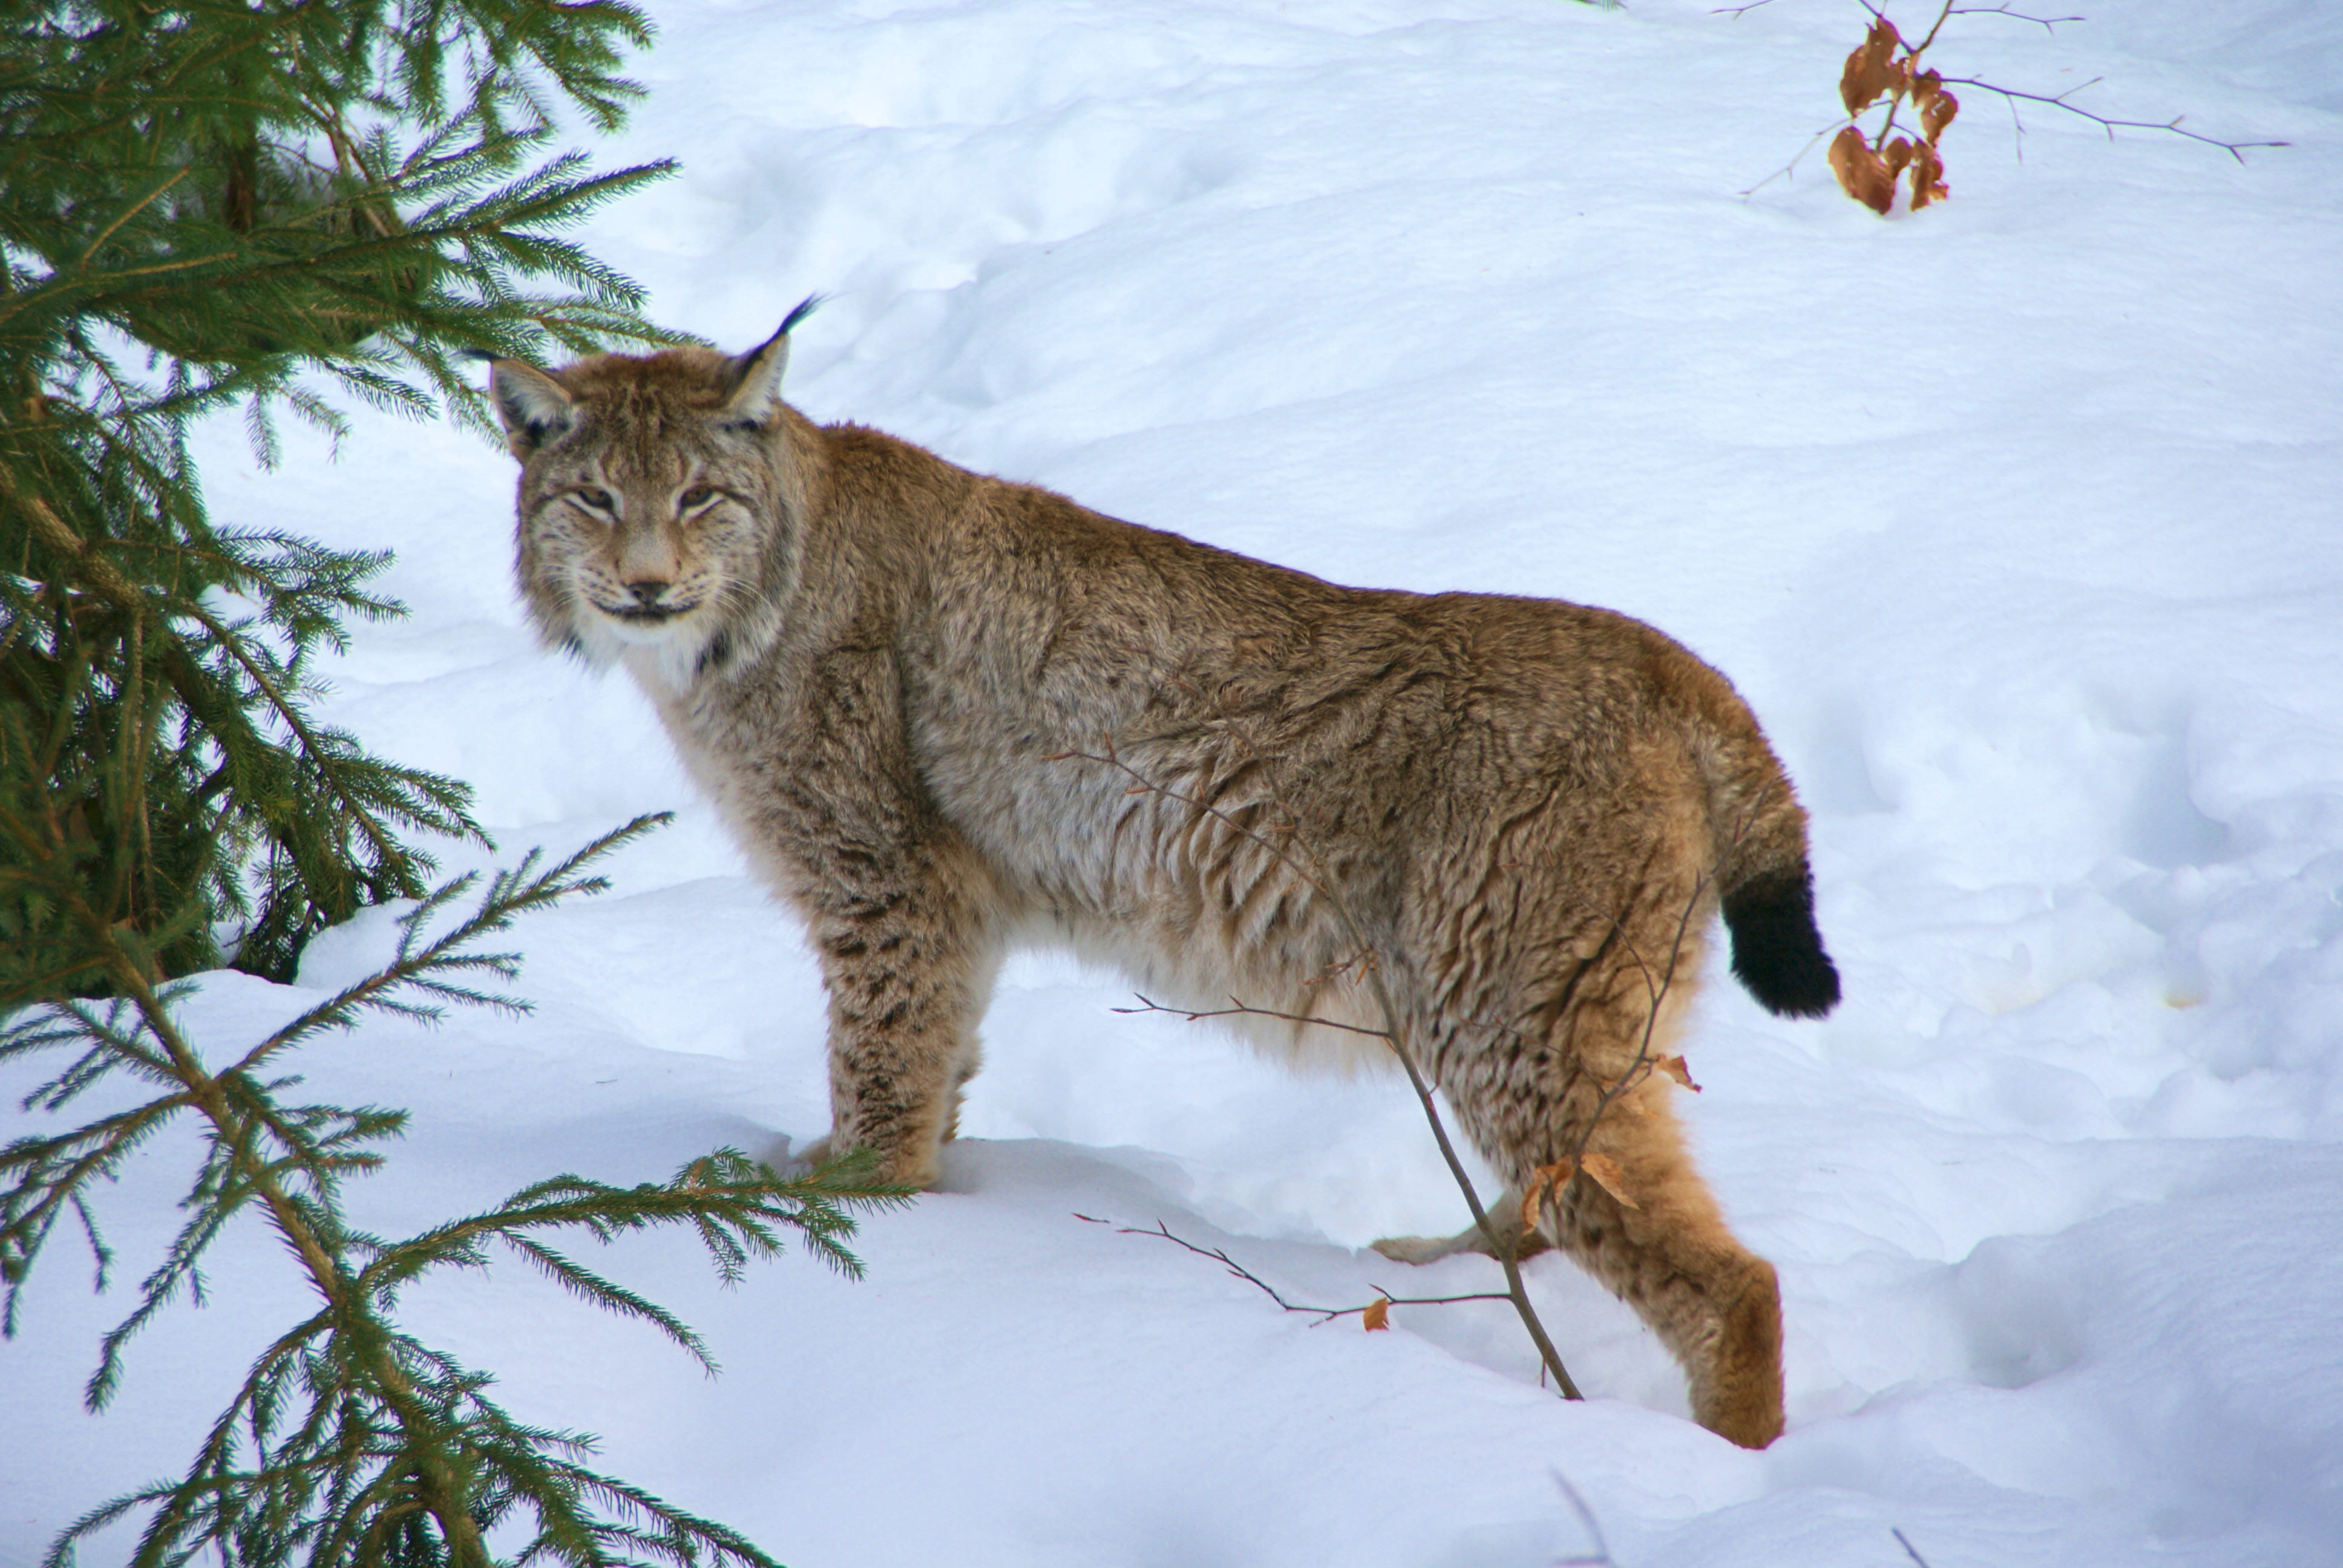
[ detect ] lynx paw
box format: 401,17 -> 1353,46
1690,1259 -> 1786,1449
1371,1205 -> 1553,1266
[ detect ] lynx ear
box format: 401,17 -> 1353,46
487,359 -> 577,457
719,295 -> 821,430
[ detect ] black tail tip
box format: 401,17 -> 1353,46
1723,868 -> 1841,1020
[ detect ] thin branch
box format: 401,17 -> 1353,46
1908,0 -> 1961,59
75,169 -> 192,266
1549,1470 -> 1617,1567
1106,1220 -> 1510,1325
1937,74 -> 2288,160
1893,1527 -> 1937,1568
1947,4 -> 2082,32
1114,994 -> 1389,1042
1740,122 -> 1840,198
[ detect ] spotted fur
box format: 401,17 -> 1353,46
489,316 -> 1839,1448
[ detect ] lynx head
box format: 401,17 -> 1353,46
488,299 -> 818,685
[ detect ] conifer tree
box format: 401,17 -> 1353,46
1,0 -> 678,994
3,8 -> 916,1563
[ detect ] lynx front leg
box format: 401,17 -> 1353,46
808,830 -> 998,1190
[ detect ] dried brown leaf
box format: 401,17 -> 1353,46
1655,1054 -> 1702,1093
1579,1152 -> 1639,1210
1521,1158 -> 1576,1230
1883,136 -> 1916,176
1922,85 -> 1960,145
1828,125 -> 1897,215
1910,140 -> 1949,211
1362,1296 -> 1392,1331
1838,18 -> 1903,116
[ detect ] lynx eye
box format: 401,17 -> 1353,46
569,487 -> 617,517
678,485 -> 718,512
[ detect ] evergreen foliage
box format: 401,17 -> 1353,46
0,8 -> 917,1563
2,817 -> 913,1567
0,0 -> 680,993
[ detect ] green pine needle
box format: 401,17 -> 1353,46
11,823 -> 908,1567
2,6 -> 884,1562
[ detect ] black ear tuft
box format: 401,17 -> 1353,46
779,293 -> 823,336
720,296 -> 822,430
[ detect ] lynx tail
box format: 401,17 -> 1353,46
1721,863 -> 1840,1019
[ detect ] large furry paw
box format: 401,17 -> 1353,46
781,1132 -> 946,1190
1371,1203 -> 1553,1266
1690,1259 -> 1786,1449
1370,1231 -> 1479,1266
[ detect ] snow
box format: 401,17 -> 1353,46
7,0 -> 2343,1563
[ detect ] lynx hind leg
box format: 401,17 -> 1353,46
1371,1190 -> 1553,1266
1535,1073 -> 1785,1449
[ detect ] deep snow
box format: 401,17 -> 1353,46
7,1 -> 2343,1564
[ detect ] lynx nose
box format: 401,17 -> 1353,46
622,578 -> 670,607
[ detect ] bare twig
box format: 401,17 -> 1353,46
1115,994 -> 1388,1043
1936,74 -> 2288,161
1740,122 -> 1841,198
1948,4 -> 2080,33
1892,1527 -> 1936,1568
1549,1471 -> 1617,1567
1100,1219 -> 1511,1325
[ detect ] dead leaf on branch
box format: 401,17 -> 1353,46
1522,1159 -> 1575,1231
1828,125 -> 1898,214
1362,1296 -> 1391,1331
1578,1152 -> 1639,1209
1910,140 -> 1949,209
1884,136 -> 1916,177
1839,17 -> 1903,115
1920,82 -> 1960,145
1522,1152 -> 1640,1226
1655,1054 -> 1702,1093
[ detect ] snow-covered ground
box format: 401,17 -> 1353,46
8,1 -> 2342,1563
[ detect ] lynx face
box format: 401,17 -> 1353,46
491,317 -> 805,684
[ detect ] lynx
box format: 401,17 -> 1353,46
487,304 -> 1840,1449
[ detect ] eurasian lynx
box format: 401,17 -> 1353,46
488,305 -> 1839,1448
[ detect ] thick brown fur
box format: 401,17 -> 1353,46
489,319 -> 1838,1449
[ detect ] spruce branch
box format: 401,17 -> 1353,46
10,818 -> 905,1567
2,0 -> 690,994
